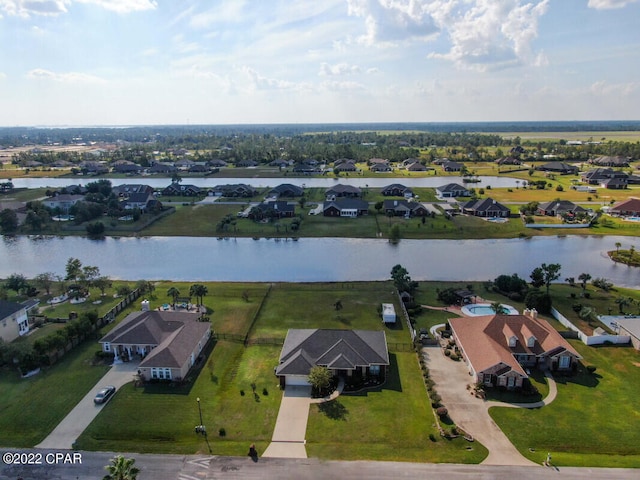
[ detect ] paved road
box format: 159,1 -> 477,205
36,361 -> 140,449
422,345 -> 537,466
1,450 -> 636,480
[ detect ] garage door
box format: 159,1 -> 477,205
286,375 -> 311,387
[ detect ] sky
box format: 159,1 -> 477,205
0,0 -> 639,126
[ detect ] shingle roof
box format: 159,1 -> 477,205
276,329 -> 389,376
99,311 -> 210,369
0,300 -> 25,320
449,314 -> 581,377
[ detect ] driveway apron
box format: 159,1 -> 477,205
37,361 -> 140,450
422,346 -> 538,466
262,386 -> 312,459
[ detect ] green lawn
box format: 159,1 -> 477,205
75,341 -> 282,455
490,343 -> 640,467
306,352 -> 488,463
250,282 -> 408,345
0,339 -> 110,447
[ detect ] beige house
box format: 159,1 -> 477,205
449,311 -> 581,389
99,310 -> 211,382
0,300 -> 30,343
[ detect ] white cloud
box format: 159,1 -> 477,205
346,0 -> 439,46
26,68 -> 106,84
0,72 -> 6,79
428,0 -> 550,71
189,1 -> 247,29
0,0 -> 70,17
320,79 -> 366,91
0,0 -> 155,18
319,62 -> 361,76
241,66 -> 313,93
587,0 -> 638,9
590,80 -> 638,96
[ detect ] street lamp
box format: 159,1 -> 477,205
195,397 -> 205,435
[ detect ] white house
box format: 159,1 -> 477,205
0,300 -> 30,343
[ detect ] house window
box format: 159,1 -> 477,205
370,365 -> 380,375
507,376 -> 515,388
164,368 -> 172,380
559,356 -> 571,369
483,374 -> 492,385
104,343 -> 110,352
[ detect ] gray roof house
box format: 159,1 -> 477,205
269,183 -> 304,198
381,184 -> 413,197
325,184 -> 362,199
462,198 -> 510,218
99,311 -> 211,382
275,329 -> 389,387
436,183 -> 471,198
323,199 -> 369,217
537,200 -> 586,217
383,199 -> 428,217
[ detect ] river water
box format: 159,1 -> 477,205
1,235 -> 638,287
10,176 -> 520,190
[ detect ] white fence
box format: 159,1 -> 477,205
551,307 -> 631,346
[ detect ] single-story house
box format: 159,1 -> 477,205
496,157 -> 521,165
275,329 -> 390,388
436,183 -> 471,198
236,159 -> 259,168
407,162 -> 427,172
325,184 -> 362,199
99,310 -> 211,382
0,300 -> 30,343
383,199 -> 428,217
175,159 -> 196,170
113,184 -> 155,197
609,198 -> 640,217
536,200 -> 586,217
269,183 -> 304,198
207,159 -> 228,168
250,201 -> 295,219
461,198 -> 510,218
614,318 -> 640,350
334,160 -> 358,172
536,162 -> 579,174
600,177 -> 628,189
370,162 -> 392,172
442,161 -> 463,172
148,162 -> 177,174
162,183 -> 203,196
449,311 -> 581,389
112,161 -> 143,174
323,199 -> 369,217
581,168 -> 628,185
589,156 -> 630,167
381,184 -> 413,197
210,183 -> 258,197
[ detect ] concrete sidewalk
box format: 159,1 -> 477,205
37,361 -> 140,449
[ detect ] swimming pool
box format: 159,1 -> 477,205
461,303 -> 519,316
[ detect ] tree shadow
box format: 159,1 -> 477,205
318,399 -> 348,421
552,364 -> 600,388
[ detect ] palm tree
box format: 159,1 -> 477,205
578,273 -> 591,295
615,242 -> 622,253
615,297 -> 631,314
490,302 -> 507,314
103,455 -> 140,480
167,287 -> 180,308
189,283 -> 208,306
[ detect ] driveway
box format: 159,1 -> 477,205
262,386 -> 312,459
36,361 -> 140,450
422,346 -> 538,466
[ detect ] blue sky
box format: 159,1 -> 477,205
0,0 -> 638,126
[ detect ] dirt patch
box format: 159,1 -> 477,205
632,362 -> 640,367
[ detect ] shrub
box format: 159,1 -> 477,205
586,365 -> 597,374
524,288 -> 552,314
572,303 -> 582,313
240,389 -> 245,396
218,427 -> 226,437
429,433 -> 437,442
262,387 -> 268,396
436,406 -> 448,417
444,349 -> 451,357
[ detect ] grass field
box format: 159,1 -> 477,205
489,342 -> 640,467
